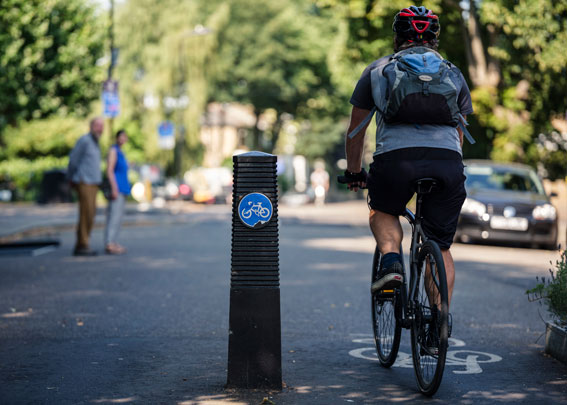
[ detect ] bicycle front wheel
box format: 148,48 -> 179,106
411,240 -> 449,396
371,246 -> 401,367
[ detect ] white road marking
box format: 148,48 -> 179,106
348,335 -> 502,374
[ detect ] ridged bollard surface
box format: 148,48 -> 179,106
227,151 -> 282,389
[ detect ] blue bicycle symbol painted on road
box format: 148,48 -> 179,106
238,193 -> 273,228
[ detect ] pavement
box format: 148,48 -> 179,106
1,199 -> 566,404
0,201 -> 188,242
0,199 -> 373,243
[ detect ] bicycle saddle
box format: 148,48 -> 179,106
414,178 -> 441,194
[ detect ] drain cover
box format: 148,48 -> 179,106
0,239 -> 60,257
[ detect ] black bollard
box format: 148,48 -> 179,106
227,151 -> 282,389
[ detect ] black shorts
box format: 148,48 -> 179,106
367,148 -> 467,249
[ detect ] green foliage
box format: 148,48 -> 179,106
527,250 -> 567,327
294,117 -> 346,161
318,0 -> 567,172
0,156 -> 69,201
216,0 -> 333,109
0,0 -> 104,131
0,116 -> 87,200
3,0 -> 567,200
479,0 -> 567,168
540,150 -> 567,182
213,0 -> 339,152
0,0 -> 104,200
1,116 -> 86,160
534,131 -> 567,181
115,0 -> 229,170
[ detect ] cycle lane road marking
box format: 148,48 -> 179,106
348,334 -> 502,375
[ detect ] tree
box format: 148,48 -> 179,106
480,0 -> 567,173
315,0 -> 567,177
0,0 -> 105,200
115,0 -> 229,173
213,0 -> 339,153
0,0 -> 104,135
0,116 -> 87,200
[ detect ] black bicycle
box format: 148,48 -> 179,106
338,175 -> 449,396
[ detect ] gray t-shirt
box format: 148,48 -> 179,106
350,54 -> 474,156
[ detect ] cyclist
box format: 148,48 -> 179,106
343,6 -> 473,328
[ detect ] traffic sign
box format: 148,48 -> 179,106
102,80 -> 120,118
158,121 -> 175,150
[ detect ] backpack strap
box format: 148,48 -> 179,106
458,113 -> 476,144
347,106 -> 376,139
370,62 -> 390,108
394,46 -> 443,60
347,56 -> 391,139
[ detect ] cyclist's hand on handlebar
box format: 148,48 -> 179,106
337,168 -> 367,191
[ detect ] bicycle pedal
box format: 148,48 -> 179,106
374,289 -> 396,299
420,346 -> 439,357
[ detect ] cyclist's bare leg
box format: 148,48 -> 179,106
371,208 -> 455,307
369,209 -> 403,254
424,249 -> 455,308
441,249 -> 455,306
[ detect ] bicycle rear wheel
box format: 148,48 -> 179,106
371,246 -> 401,367
411,240 -> 449,396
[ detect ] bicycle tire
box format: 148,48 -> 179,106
371,246 -> 402,367
259,207 -> 270,218
410,240 -> 449,396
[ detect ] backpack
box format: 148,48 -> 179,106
347,47 -> 475,144
381,47 -> 460,126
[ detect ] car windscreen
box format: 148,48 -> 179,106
465,166 -> 545,194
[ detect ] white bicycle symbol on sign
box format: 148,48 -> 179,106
241,201 -> 270,219
348,335 -> 502,375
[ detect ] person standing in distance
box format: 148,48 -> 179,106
104,129 -> 131,255
68,117 -> 104,256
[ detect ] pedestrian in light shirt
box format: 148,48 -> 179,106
67,117 -> 104,256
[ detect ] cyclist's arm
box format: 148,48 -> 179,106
456,115 -> 467,148
346,106 -> 372,173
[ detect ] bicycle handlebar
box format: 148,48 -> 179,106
337,175 -> 368,189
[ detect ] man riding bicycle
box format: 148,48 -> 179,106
343,6 -> 473,317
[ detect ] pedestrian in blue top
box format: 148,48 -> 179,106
104,129 -> 131,254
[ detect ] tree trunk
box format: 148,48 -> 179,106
462,0 -> 500,88
269,113 -> 283,154
252,108 -> 261,151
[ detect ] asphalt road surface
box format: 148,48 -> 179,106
1,206 -> 566,404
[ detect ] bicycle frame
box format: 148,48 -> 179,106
397,192 -> 429,330
369,178 -> 448,395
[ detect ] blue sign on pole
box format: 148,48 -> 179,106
238,193 -> 273,229
158,121 -> 175,150
102,80 -> 120,118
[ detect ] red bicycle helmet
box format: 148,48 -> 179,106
393,6 -> 440,42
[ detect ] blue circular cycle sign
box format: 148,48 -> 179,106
238,193 -> 273,229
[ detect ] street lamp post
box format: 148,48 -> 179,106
107,0 -> 116,138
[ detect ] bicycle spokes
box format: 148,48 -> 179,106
424,256 -> 442,309
374,300 -> 395,351
411,241 -> 449,396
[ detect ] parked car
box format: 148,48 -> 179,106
184,167 -> 231,204
456,160 -> 558,249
